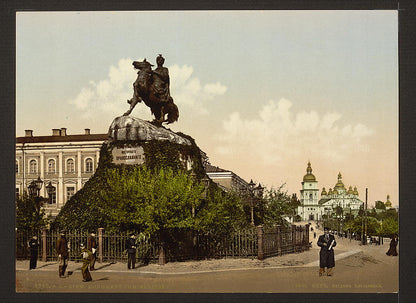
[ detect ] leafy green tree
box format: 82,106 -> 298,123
375,201 -> 386,210
379,217 -> 398,237
261,187 -> 293,227
16,192 -> 50,232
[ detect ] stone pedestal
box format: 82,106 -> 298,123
108,116 -> 191,145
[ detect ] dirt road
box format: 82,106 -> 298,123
16,236 -> 398,293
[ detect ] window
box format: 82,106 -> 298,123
49,191 -> 56,204
66,159 -> 75,173
48,159 -> 56,173
16,188 -> 19,200
66,187 -> 75,202
309,193 -> 313,200
85,158 -> 93,173
29,160 -> 37,174
15,161 -> 19,173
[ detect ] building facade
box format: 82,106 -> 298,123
297,162 -> 364,221
205,164 -> 249,193
16,128 -> 107,217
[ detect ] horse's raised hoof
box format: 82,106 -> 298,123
127,99 -> 132,104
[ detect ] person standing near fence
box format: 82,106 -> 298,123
28,235 -> 39,270
87,231 -> 98,271
126,233 -> 137,269
317,227 -> 337,276
56,231 -> 69,278
79,243 -> 93,282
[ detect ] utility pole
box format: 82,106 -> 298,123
364,188 -> 368,245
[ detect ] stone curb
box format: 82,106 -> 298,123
16,250 -> 362,276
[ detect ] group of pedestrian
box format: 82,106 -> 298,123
27,231 -> 97,282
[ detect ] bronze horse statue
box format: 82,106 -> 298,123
123,58 -> 179,125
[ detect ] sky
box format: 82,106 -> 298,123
16,10 -> 398,207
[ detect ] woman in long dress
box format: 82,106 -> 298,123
386,235 -> 398,256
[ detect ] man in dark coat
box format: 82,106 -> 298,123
125,233 -> 137,269
28,235 -> 39,270
56,231 -> 69,277
317,227 -> 337,276
87,232 -> 98,270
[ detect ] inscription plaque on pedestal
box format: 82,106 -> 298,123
112,146 -> 145,165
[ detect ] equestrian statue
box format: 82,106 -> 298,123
124,54 -> 179,125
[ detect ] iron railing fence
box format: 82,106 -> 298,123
16,224 -> 310,263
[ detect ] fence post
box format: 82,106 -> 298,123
42,229 -> 47,262
257,225 -> 264,261
158,244 -> 166,265
98,228 -> 104,263
277,225 -> 282,256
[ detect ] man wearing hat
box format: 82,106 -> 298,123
56,231 -> 69,277
125,233 -> 137,269
28,235 -> 39,270
79,243 -> 93,282
317,227 -> 337,276
87,231 -> 98,271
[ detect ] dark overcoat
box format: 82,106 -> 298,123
125,237 -> 137,254
56,236 -> 69,258
88,236 -> 97,251
317,234 -> 337,268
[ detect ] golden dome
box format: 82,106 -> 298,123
321,187 -> 327,195
333,189 -> 338,195
347,186 -> 354,194
385,194 -> 392,207
334,172 -> 346,190
303,161 -> 316,182
353,186 -> 359,195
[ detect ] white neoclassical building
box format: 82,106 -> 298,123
297,162 -> 364,221
16,128 -> 107,217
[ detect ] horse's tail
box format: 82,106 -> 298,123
166,98 -> 179,124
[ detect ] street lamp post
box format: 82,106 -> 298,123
45,181 -> 56,204
28,176 -> 44,211
245,180 -> 264,226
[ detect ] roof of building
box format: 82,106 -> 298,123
16,134 -> 108,144
205,164 -> 229,173
303,161 -> 316,182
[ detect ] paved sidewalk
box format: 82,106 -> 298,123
16,247 -> 361,275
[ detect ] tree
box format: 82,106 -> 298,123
375,201 -> 386,210
379,217 -> 399,237
261,186 -> 293,227
16,192 -> 50,232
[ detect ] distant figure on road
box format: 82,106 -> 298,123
87,231 -> 98,271
386,235 -> 398,256
317,227 -> 337,276
79,243 -> 93,282
56,231 -> 69,278
28,235 -> 39,270
126,233 -> 137,269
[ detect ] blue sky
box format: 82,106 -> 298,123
16,10 -> 398,206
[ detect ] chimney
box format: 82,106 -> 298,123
84,128 -> 91,135
61,128 -> 67,136
25,130 -> 33,137
52,129 -> 61,136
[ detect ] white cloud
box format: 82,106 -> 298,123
69,59 -> 227,119
216,98 -> 374,165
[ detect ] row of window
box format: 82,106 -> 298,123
16,158 -> 94,174
16,186 -> 75,204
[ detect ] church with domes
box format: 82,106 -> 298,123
297,162 -> 364,221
